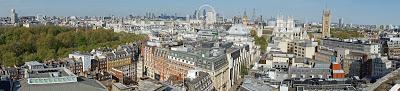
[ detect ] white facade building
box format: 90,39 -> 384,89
206,11 -> 216,25
272,16 -> 307,40
224,24 -> 260,64
292,40 -> 318,59
69,52 -> 92,72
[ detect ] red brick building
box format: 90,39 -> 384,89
332,63 -> 345,78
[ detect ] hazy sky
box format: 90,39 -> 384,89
0,0 -> 399,25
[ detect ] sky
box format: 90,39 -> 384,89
0,0 -> 399,25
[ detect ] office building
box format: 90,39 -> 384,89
349,57 -> 392,81
318,39 -> 381,75
10,9 -> 18,24
141,40 -> 255,91
292,40 -> 318,59
321,39 -> 380,54
338,18 -> 344,28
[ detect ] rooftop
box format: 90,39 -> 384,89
185,71 -> 210,84
240,75 -> 278,91
293,58 -> 312,64
18,78 -> 107,91
166,41 -> 236,70
27,68 -> 77,84
226,24 -> 250,36
295,40 -> 317,47
322,38 -> 379,45
138,79 -> 167,91
28,68 -> 75,78
112,82 -> 131,90
24,61 -> 43,66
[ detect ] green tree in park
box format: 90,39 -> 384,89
0,26 -> 146,66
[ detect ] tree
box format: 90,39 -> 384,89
250,29 -> 257,37
0,26 -> 146,67
253,35 -> 268,52
240,64 -> 248,77
331,28 -> 363,39
1,52 -> 18,66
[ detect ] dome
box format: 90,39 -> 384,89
227,24 -> 250,35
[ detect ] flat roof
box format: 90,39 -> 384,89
28,68 -> 75,78
18,79 -> 107,91
113,83 -> 130,90
27,68 -> 78,84
24,61 -> 43,66
138,79 -> 166,91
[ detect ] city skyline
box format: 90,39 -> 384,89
1,0 -> 399,25
2,1 -> 400,91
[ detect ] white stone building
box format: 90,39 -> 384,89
272,16 -> 308,41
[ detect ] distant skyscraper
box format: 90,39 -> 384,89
322,9 -> 331,38
252,8 -> 256,22
10,9 -> 18,24
203,9 -> 207,19
193,10 -> 198,19
338,18 -> 344,28
186,15 -> 190,22
206,11 -> 216,24
145,12 -> 149,18
151,13 -> 155,19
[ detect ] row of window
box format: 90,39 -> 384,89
169,56 -> 195,65
291,74 -> 326,78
